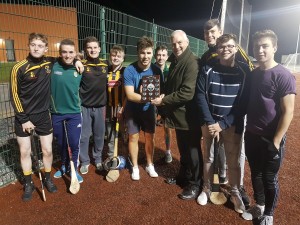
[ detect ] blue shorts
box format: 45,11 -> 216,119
124,105 -> 156,134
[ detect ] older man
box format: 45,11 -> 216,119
152,30 -> 202,200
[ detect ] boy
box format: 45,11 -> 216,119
106,45 -> 126,158
195,34 -> 251,214
242,30 -> 296,225
79,36 -> 108,174
51,39 -> 83,183
200,18 -> 252,206
154,45 -> 172,164
10,33 -> 58,201
123,36 -> 163,180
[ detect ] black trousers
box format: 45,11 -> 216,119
245,131 -> 286,216
175,128 -> 203,187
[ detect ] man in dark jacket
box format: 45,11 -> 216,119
151,30 -> 203,200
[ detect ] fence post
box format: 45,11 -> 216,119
100,7 -> 106,59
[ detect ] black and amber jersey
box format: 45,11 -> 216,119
199,45 -> 254,71
10,54 -> 55,123
107,66 -> 125,108
80,57 -> 108,107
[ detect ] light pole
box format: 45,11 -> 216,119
294,22 -> 300,72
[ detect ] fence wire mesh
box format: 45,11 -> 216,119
0,0 -> 207,187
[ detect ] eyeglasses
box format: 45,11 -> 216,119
217,44 -> 236,51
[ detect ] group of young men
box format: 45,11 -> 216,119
10,34 -> 127,198
10,17 -> 296,225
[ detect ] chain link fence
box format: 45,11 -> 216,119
0,0 -> 207,188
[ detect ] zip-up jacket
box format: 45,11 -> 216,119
80,57 -> 108,107
10,54 -> 54,123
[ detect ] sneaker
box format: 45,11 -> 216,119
219,176 -> 228,185
239,185 -> 250,207
197,188 -> 211,206
165,152 -> 173,163
96,162 -> 103,172
54,165 -> 66,178
80,164 -> 89,175
242,204 -> 265,220
145,164 -> 158,178
258,215 -> 273,225
44,178 -> 58,193
75,171 -> 83,183
230,192 -> 246,213
131,166 -> 140,181
22,182 -> 35,202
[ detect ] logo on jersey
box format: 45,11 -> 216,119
74,72 -> 78,77
102,66 -> 106,74
45,65 -> 51,74
86,67 -> 90,72
29,72 -> 37,79
54,71 -> 63,75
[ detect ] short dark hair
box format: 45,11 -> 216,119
28,33 -> 48,46
204,19 -> 221,31
216,33 -> 237,47
137,36 -> 153,52
252,29 -> 278,47
59,39 -> 75,52
155,45 -> 168,56
110,45 -> 125,55
83,36 -> 100,48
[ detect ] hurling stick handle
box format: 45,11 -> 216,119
213,137 -> 220,174
30,130 -> 47,201
63,120 -> 80,194
113,118 -> 119,157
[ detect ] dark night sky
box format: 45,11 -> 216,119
96,0 -> 300,60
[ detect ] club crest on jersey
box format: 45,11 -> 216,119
45,65 -> 51,74
102,66 -> 106,73
29,72 -> 37,79
74,72 -> 78,77
86,67 -> 90,72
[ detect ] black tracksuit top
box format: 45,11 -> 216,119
10,54 -> 55,123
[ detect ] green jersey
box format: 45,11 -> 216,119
50,61 -> 82,114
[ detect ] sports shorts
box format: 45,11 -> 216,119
15,110 -> 53,137
124,105 -> 156,134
